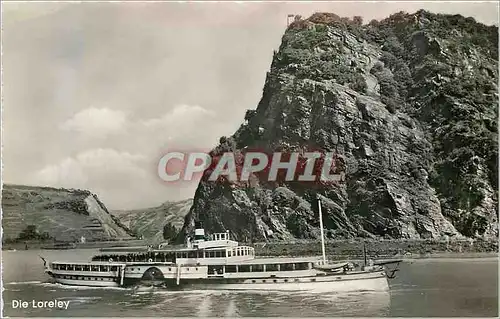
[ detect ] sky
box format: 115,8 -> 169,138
2,1 -> 499,210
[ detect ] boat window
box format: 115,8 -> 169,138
227,250 -> 232,257
266,264 -> 278,271
111,266 -> 118,271
237,250 -> 241,256
197,251 -> 204,258
225,265 -> 237,273
295,263 -> 309,271
188,251 -> 196,258
91,265 -> 99,272
53,264 -> 59,270
281,263 -> 294,271
68,264 -> 74,271
252,264 -> 264,272
239,265 -> 251,272
75,265 -> 82,271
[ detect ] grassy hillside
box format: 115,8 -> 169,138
2,184 -> 133,243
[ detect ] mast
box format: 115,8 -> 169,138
318,196 -> 327,264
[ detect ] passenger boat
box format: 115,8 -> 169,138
41,198 -> 402,291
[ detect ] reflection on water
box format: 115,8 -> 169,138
3,282 -> 391,317
2,249 -> 498,317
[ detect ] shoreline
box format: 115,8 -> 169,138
3,243 -> 498,261
1,239 -> 147,251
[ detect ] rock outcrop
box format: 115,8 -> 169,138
177,10 -> 498,242
1,184 -> 134,242
112,199 -> 193,244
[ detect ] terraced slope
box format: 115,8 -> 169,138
2,184 -> 133,243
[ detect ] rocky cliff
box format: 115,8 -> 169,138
177,10 -> 498,242
112,199 -> 193,244
1,184 -> 134,242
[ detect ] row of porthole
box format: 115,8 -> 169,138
126,267 -> 200,272
167,267 -> 199,272
249,278 -> 300,284
56,275 -> 112,281
248,277 -> 342,284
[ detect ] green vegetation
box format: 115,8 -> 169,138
17,225 -> 52,242
163,222 -> 178,241
253,238 -> 498,258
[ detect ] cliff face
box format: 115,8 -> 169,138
178,10 -> 498,242
1,184 -> 134,242
112,199 -> 193,244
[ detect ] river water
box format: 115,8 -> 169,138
2,249 -> 498,317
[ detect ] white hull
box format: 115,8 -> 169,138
50,277 -> 120,288
188,276 -> 388,293
175,270 -> 389,293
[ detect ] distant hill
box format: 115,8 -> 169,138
112,199 -> 193,244
1,184 -> 134,243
